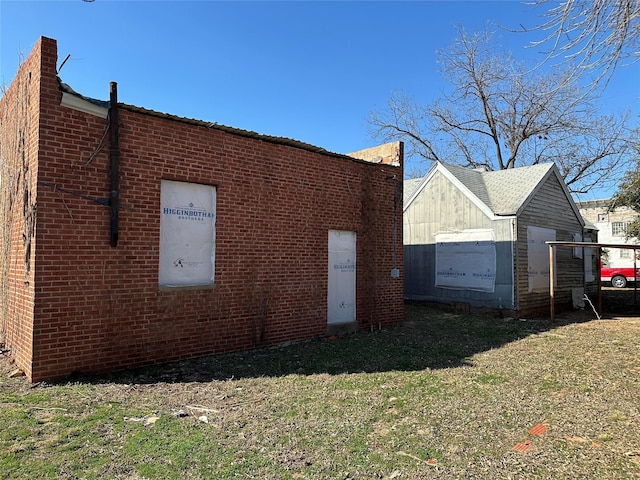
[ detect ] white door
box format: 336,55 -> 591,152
327,230 -> 356,324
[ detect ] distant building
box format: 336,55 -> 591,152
577,199 -> 639,267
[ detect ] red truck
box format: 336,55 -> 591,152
601,262 -> 640,288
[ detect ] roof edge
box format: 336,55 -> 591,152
57,78 -> 400,167
516,164 -> 585,227
403,163 -> 437,212
437,162 -> 500,220
403,162 -> 509,221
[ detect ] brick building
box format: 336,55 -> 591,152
577,199 -> 639,268
0,37 -> 403,382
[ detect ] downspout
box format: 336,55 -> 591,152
109,82 -> 120,247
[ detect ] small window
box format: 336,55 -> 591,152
597,213 -> 608,222
620,249 -> 631,259
612,222 -> 631,237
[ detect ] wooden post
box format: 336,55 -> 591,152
549,244 -> 555,321
634,249 -> 638,306
597,248 -> 602,314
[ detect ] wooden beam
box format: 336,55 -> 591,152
549,244 -> 555,321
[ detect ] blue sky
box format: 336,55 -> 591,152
1,1 -> 638,200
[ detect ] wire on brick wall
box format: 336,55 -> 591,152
36,181 -> 134,211
84,111 -> 110,167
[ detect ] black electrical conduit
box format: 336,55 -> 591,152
35,83 -> 123,246
37,181 -> 134,210
109,82 -> 120,247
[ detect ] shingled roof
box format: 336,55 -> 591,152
441,162 -> 556,215
405,161 -> 582,222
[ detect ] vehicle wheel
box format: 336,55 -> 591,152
611,275 -> 627,288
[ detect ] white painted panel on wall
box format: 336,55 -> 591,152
159,180 -> 216,287
527,226 -> 556,293
328,230 -> 356,324
572,233 -> 583,259
584,235 -> 595,283
435,229 -> 496,292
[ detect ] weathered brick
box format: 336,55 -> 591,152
1,36 -> 404,382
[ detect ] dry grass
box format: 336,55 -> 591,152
1,302 -> 639,479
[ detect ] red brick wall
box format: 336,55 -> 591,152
0,38 -> 44,379
9,37 -> 403,382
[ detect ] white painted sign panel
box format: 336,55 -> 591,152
435,229 -> 496,292
159,180 -> 216,286
527,226 -> 555,293
327,230 -> 356,324
584,235 -> 595,283
572,233 -> 583,259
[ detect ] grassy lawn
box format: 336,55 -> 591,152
1,304 -> 639,479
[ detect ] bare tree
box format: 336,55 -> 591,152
369,26 -> 635,193
524,0 -> 640,85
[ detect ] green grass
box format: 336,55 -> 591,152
1,304 -> 639,479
